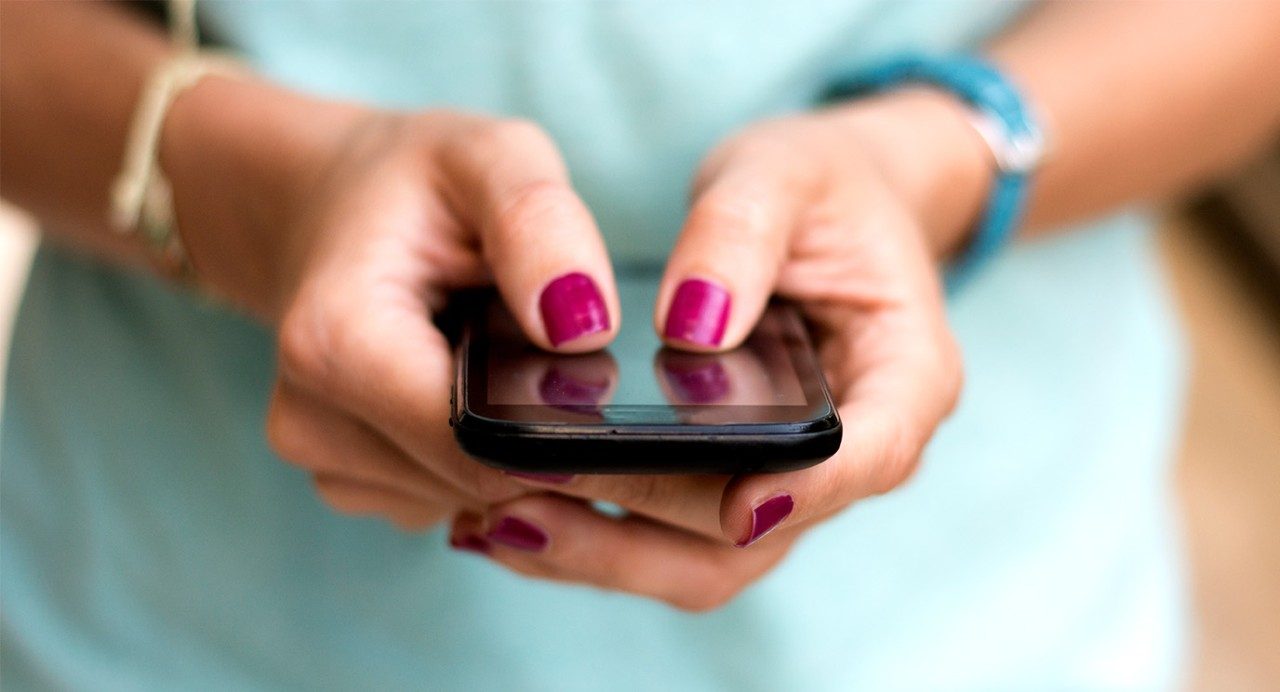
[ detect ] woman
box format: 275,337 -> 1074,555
2,1 -> 1278,689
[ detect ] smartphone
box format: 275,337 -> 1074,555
450,275 -> 841,474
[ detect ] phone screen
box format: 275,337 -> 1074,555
487,277 -> 806,407
466,273 -> 829,428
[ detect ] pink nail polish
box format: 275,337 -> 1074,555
736,494 -> 793,548
539,272 -> 609,346
664,279 -> 730,347
487,516 -> 549,552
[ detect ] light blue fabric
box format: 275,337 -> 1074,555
1,2 -> 1188,689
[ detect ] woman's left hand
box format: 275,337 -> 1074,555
450,91 -> 990,610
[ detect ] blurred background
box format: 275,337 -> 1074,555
1,145 -> 1277,689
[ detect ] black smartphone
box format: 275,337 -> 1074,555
450,275 -> 841,474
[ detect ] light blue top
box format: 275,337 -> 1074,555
1,2 -> 1188,689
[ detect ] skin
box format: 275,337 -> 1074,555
3,1 -> 1280,610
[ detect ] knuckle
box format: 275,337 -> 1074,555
940,339 -> 966,415
264,398 -> 310,466
469,468 -> 525,505
491,179 -> 581,243
669,595 -> 713,613
579,545 -> 630,591
725,129 -> 810,176
797,202 -> 853,239
691,191 -> 769,231
685,192 -> 776,248
869,455 -> 921,497
442,118 -> 558,177
277,300 -> 339,389
825,417 -> 928,505
865,423 -> 925,496
478,118 -> 555,153
504,559 -> 559,582
313,479 -> 364,517
664,556 -> 745,612
670,580 -> 739,613
728,135 -> 790,168
280,294 -> 385,398
691,140 -> 745,193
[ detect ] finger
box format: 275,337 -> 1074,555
655,153 -> 814,351
313,474 -> 449,531
266,380 -> 465,508
277,273 -> 534,508
506,472 -> 729,542
722,301 -> 963,548
442,119 -> 619,352
453,494 -> 792,612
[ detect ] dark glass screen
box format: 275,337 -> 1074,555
485,277 -> 806,408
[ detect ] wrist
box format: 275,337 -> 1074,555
160,73 -> 366,319
828,89 -> 994,258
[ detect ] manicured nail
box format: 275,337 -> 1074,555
664,279 -> 730,347
504,470 -> 575,484
539,272 -> 609,346
487,516 -> 549,552
449,533 -> 492,555
736,494 -> 793,548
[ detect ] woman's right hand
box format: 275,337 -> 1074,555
162,77 -> 620,531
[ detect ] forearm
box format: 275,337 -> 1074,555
989,0 -> 1280,234
0,1 -> 169,265
845,1 -> 1280,258
0,1 -> 359,317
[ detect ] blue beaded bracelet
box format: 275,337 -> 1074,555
823,55 -> 1046,291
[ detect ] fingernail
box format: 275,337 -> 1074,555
664,279 -> 730,347
504,470 -> 575,484
539,272 -> 610,346
487,516 -> 549,552
449,533 -> 492,555
736,494 -> 793,548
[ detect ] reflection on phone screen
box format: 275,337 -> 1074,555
486,277 -> 806,408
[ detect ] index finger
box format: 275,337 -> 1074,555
655,153 -> 813,352
441,119 -> 620,353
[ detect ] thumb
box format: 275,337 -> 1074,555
656,162 -> 803,352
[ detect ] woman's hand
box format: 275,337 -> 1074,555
163,78 -> 622,531
452,91 -> 991,609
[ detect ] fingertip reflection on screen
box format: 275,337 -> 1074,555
486,279 -> 808,408
654,350 -> 731,404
